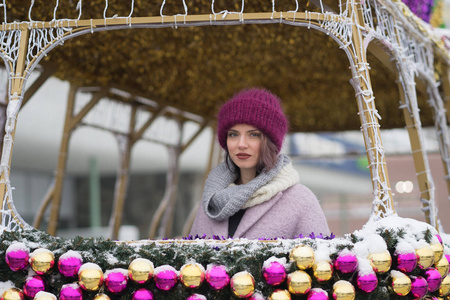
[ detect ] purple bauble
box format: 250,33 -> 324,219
60,284 -> 83,300
23,276 -> 46,299
5,243 -> 29,271
356,272 -> 378,293
248,292 -> 265,300
206,265 -> 230,290
132,288 -> 154,300
307,288 -> 329,300
186,294 -> 207,300
58,251 -> 83,277
334,251 -> 357,274
154,266 -> 178,291
105,269 -> 128,293
446,254 -> 450,265
424,268 -> 442,292
262,261 -> 287,286
396,252 -> 417,273
410,276 -> 428,300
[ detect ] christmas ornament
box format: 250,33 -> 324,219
34,292 -> 56,300
23,276 -> 46,299
230,271 -> 255,298
436,256 -> 450,278
391,271 -> 411,296
410,275 -> 428,300
0,288 -> 24,300
287,270 -> 312,295
334,250 -> 357,274
425,268 -> 442,292
446,254 -> 450,265
307,288 -> 329,300
132,288 -> 153,300
262,259 -> 287,285
154,265 -> 178,291
180,263 -> 205,288
269,289 -> 291,300
332,280 -> 355,300
186,294 -> 206,300
440,274 -> 450,297
128,258 -> 154,284
290,245 -> 315,270
436,234 -> 443,244
78,263 -> 104,291
5,243 -> 29,271
30,248 -> 55,275
431,242 -> 444,263
313,261 -> 333,281
105,268 -> 128,293
205,265 -> 230,290
60,284 -> 83,300
248,292 -> 265,300
93,294 -> 111,300
368,250 -> 391,274
356,272 -> 377,293
416,245 -> 435,269
395,252 -> 417,273
58,250 -> 83,278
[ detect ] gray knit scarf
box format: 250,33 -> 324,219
203,154 -> 290,221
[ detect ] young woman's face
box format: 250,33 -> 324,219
226,124 -> 262,174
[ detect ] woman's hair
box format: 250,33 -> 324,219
225,133 -> 279,174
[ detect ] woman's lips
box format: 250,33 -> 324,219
236,153 -> 251,159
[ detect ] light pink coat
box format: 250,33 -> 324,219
190,183 -> 330,239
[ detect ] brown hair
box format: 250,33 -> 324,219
225,133 -> 279,174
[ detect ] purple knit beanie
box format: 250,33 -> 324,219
217,88 -> 288,153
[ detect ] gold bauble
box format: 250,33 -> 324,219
431,242 -> 445,264
30,249 -> 55,275
180,263 -> 205,288
391,272 -> 411,296
230,271 -> 255,298
79,265 -> 104,291
269,289 -> 291,300
128,258 -> 154,284
289,245 -> 315,270
93,294 -> 111,300
332,280 -> 355,300
313,261 -> 333,281
0,288 -> 24,300
34,292 -> 57,300
416,246 -> 435,269
436,257 -> 450,278
368,251 -> 391,274
287,271 -> 311,295
440,274 -> 450,297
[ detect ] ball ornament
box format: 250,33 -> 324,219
58,251 -> 83,278
287,270 -> 312,295
436,256 -> 450,278
230,271 -> 255,298
356,272 -> 378,293
34,292 -> 56,300
290,245 -> 315,270
425,268 -> 442,292
30,249 -> 54,275
439,274 -> 450,297
154,265 -> 178,291
410,275 -> 428,300
205,265 -> 229,290
60,284 -> 82,300
180,263 -> 205,288
395,252 -> 417,273
0,288 -> 24,300
334,250 -> 357,274
307,288 -> 329,300
131,288 -> 153,300
23,276 -> 46,299
269,289 -> 291,300
262,259 -> 287,285
332,280 -> 355,300
368,250 -> 391,274
78,263 -> 104,291
416,245 -> 435,269
5,243 -> 29,271
390,271 -> 411,296
128,258 -> 154,284
313,261 -> 333,281
105,268 -> 128,293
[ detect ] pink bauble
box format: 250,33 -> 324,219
186,294 -> 207,300
206,265 -> 230,290
105,269 -> 128,293
396,252 -> 417,273
5,244 -> 29,271
60,284 -> 83,300
425,268 -> 442,292
334,252 -> 357,274
307,288 -> 329,300
132,288 -> 154,300
248,292 -> 265,300
154,266 -> 178,291
446,254 -> 450,265
356,272 -> 378,293
410,276 -> 428,300
262,261 -> 287,286
58,252 -> 83,277
23,276 -> 46,299
436,234 -> 443,244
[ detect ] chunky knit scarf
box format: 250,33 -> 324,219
203,154 -> 297,221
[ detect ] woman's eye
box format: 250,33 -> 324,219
227,132 -> 238,137
250,132 -> 261,138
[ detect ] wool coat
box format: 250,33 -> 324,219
190,183 -> 330,239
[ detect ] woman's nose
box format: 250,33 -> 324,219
238,136 -> 248,148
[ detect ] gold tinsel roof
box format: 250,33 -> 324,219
6,0 -> 440,132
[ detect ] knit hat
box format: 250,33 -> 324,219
217,88 -> 288,153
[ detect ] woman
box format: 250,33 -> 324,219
190,88 -> 330,239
